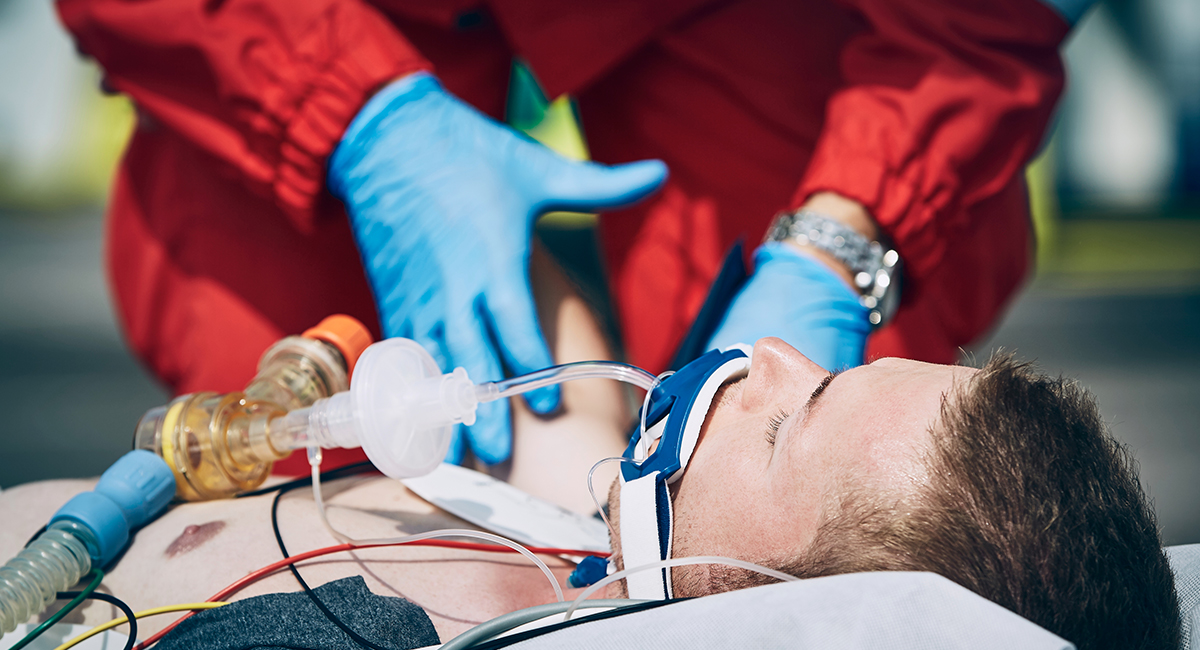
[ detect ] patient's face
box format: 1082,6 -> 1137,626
608,337 -> 976,596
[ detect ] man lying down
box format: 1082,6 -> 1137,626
607,338 -> 1182,650
1,337 -> 1182,649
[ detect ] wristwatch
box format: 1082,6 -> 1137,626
765,209 -> 903,327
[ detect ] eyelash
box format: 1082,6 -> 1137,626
765,408 -> 791,446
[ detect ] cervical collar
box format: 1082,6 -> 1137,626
617,345 -> 752,600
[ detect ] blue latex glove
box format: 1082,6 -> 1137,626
706,242 -> 871,371
328,73 -> 667,465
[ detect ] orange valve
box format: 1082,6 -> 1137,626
134,315 -> 374,500
304,314 -> 372,379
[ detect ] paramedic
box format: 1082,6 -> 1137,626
57,0 -> 1077,470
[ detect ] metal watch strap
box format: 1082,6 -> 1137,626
765,210 -> 902,327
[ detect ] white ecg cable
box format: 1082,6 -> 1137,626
587,456 -> 641,543
305,445 -> 566,603
563,555 -> 798,620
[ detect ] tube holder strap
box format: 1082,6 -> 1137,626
619,473 -> 673,600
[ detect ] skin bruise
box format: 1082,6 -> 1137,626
164,520 -> 227,558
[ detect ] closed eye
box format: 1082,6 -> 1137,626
765,369 -> 843,447
805,369 -> 844,418
765,407 -> 790,446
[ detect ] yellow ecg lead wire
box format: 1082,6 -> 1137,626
53,602 -> 228,650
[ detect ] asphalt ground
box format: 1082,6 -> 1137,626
1,209 -> 1197,545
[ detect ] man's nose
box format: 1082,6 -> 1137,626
739,337 -> 828,411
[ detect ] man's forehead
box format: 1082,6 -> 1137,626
859,358 -> 978,403
788,360 -> 973,491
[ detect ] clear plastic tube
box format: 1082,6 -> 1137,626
474,361 -> 659,403
304,448 -> 566,603
563,556 -> 799,621
264,352 -> 663,481
275,360 -> 661,454
0,522 -> 93,634
287,358 -> 663,601
636,370 -> 674,460
587,457 -> 638,542
277,361 -> 660,455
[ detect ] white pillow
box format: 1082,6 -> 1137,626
506,572 -> 1072,650
1168,544 -> 1200,650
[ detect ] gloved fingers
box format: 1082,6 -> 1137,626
445,424 -> 466,465
467,397 -> 513,466
709,302 -> 867,372
811,306 -> 871,370
706,242 -> 872,371
483,275 -> 561,415
446,306 -> 513,464
706,307 -> 772,354
784,313 -> 869,372
380,312 -> 416,344
534,158 -> 668,213
410,325 -> 467,465
706,262 -> 779,352
412,328 -> 451,380
830,330 -> 868,372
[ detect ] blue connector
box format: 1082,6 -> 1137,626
567,555 -> 611,589
1,450 -> 177,634
49,450 -> 176,566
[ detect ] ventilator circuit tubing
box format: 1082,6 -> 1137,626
0,451 -> 174,638
0,523 -> 94,634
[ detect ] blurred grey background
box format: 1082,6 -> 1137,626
0,0 -> 1197,544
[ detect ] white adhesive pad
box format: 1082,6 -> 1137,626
402,463 -> 610,554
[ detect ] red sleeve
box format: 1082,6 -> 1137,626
56,0 -> 431,232
794,0 -> 1069,281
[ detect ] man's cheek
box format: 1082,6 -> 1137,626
605,477 -> 623,553
602,477 -> 629,598
606,477 -> 622,534
605,572 -> 629,599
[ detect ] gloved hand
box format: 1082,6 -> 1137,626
328,73 -> 667,465
706,242 -> 871,371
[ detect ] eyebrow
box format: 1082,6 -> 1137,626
804,369 -> 843,419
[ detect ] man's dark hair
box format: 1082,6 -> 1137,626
727,354 -> 1181,649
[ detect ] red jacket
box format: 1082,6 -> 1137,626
58,0 -> 1066,470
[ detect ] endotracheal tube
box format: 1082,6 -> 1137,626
264,338 -> 659,480
285,338 -> 660,604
